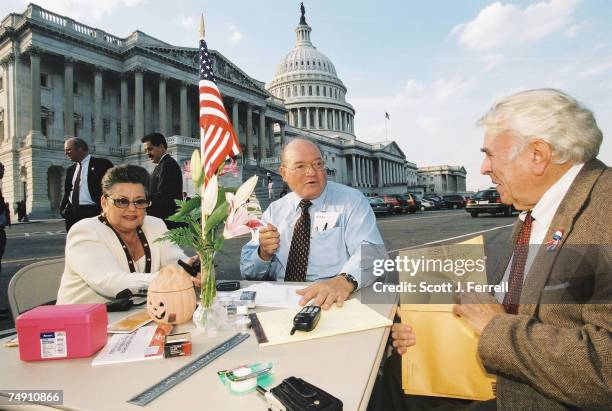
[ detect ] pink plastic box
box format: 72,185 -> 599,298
15,304 -> 108,361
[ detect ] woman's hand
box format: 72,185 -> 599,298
186,255 -> 201,287
391,323 -> 416,355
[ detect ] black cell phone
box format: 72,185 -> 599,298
290,306 -> 321,335
177,259 -> 200,277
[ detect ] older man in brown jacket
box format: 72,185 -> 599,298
381,89 -> 611,411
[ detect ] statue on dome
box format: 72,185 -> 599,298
300,2 -> 306,24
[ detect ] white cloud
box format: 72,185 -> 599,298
226,24 -> 242,44
29,0 -> 145,22
565,25 -> 578,37
481,54 -> 504,72
452,0 -> 579,51
180,16 -> 195,30
578,59 -> 612,78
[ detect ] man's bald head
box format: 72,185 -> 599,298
280,139 -> 322,165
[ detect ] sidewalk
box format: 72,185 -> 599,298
9,218 -> 63,225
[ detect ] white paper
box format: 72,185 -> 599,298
239,282 -> 305,308
92,325 -> 167,366
313,211 -> 339,232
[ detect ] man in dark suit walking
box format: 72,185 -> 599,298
61,138 -> 113,231
141,133 -> 183,229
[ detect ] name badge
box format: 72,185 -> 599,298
313,211 -> 339,232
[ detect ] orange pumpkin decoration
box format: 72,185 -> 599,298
147,265 -> 197,325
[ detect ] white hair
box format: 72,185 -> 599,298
478,89 -> 602,164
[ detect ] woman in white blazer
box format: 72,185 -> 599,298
57,164 -> 196,304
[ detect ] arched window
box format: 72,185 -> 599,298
287,87 -> 291,97
316,86 -> 320,96
323,87 -> 327,97
294,86 -> 298,95
308,86 -> 312,96
301,85 -> 305,95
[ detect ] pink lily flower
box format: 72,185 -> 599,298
223,192 -> 263,239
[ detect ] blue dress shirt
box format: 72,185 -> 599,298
240,181 -> 387,289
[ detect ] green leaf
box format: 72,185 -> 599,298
204,202 -> 229,234
168,196 -> 201,222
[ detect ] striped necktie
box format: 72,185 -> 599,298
503,211 -> 533,314
285,200 -> 312,282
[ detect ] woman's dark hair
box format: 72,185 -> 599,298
101,164 -> 151,197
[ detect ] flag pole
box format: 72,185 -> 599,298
385,114 -> 389,142
199,14 -> 206,232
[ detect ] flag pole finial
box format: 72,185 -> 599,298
199,14 -> 205,39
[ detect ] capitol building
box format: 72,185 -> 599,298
0,4 -> 417,218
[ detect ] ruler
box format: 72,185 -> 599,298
248,313 -> 268,344
128,332 -> 249,406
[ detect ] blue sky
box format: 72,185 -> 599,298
3,0 -> 611,190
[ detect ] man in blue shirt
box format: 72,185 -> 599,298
241,138 -> 386,309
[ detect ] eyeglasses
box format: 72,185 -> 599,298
106,196 -> 150,209
283,159 -> 326,175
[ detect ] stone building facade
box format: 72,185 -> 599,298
417,165 -> 467,195
0,4 -> 286,218
0,4 -> 418,218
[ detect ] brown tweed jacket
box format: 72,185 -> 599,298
478,159 -> 612,410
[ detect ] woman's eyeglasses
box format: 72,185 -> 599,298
106,196 -> 150,209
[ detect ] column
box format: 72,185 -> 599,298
158,76 -> 167,136
144,81 -> 152,135
120,75 -> 128,145
246,104 -> 254,163
306,107 -> 310,129
134,69 -> 144,143
366,159 -> 371,186
93,68 -> 103,143
29,49 -> 41,134
232,99 -> 239,137
351,154 -> 357,186
258,109 -> 266,162
377,158 -> 382,188
180,81 -> 188,136
297,108 -> 303,128
63,58 -> 74,136
357,156 -> 363,186
280,122 -> 287,145
267,119 -> 274,157
323,108 -> 328,129
315,107 -> 319,129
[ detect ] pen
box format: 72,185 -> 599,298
323,222 -> 328,231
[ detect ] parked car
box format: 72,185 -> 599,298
381,195 -> 401,214
394,194 -> 419,214
423,196 -> 443,209
465,189 -> 515,217
368,197 -> 389,216
441,194 -> 466,209
420,198 -> 438,211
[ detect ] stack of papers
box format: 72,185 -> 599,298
92,324 -> 172,366
219,282 -> 306,308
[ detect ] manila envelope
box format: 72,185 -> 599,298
400,304 -> 496,400
399,236 -> 495,400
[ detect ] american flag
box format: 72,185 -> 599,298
198,36 -> 240,181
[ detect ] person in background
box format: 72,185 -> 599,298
0,163 -> 8,273
141,132 -> 183,229
57,164 -> 198,305
61,138 -> 113,232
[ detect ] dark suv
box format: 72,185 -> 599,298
394,194 -> 418,214
465,189 -> 515,217
441,195 -> 466,209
